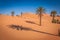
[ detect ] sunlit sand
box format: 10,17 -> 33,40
0,13 -> 60,40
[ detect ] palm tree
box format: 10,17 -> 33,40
36,7 -> 45,26
51,11 -> 57,21
50,12 -> 52,16
11,11 -> 14,16
21,12 -> 23,17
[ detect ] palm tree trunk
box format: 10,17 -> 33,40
40,12 -> 42,26
21,12 -> 23,17
52,15 -> 55,21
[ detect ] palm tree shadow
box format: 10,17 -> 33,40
7,24 -> 60,37
8,24 -> 33,30
25,21 -> 40,26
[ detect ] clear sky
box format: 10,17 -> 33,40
0,0 -> 60,15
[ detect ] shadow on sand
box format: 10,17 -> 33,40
25,21 -> 40,26
8,24 -> 60,37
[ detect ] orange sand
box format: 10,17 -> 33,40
0,13 -> 60,40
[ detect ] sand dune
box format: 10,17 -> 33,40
0,13 -> 60,40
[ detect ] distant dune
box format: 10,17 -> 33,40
0,13 -> 60,40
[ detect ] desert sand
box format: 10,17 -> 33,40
0,13 -> 60,40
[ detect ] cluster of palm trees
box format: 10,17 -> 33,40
11,7 -> 59,26
36,7 -> 58,26
10,7 -> 60,36
11,11 -> 23,17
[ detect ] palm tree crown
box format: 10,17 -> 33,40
51,11 -> 57,20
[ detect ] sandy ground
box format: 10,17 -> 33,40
0,13 -> 60,40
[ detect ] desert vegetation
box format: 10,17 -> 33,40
11,11 -> 15,16
36,7 -> 45,26
21,12 -> 23,16
16,15 -> 20,17
51,11 -> 57,23
50,11 -> 60,24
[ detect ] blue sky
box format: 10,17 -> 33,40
0,0 -> 60,15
